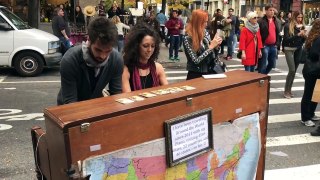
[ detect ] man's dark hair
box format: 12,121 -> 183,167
216,9 -> 222,13
265,4 -> 273,10
228,8 -> 234,12
172,10 -> 178,14
87,17 -> 118,45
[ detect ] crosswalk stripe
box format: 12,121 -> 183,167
265,164 -> 320,180
268,112 -> 320,124
266,133 -> 320,147
0,76 -> 5,82
271,79 -> 304,83
270,86 -> 304,92
165,71 -> 188,74
167,76 -> 186,80
269,98 -> 301,104
268,113 -> 301,123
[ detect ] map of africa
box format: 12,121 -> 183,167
82,113 -> 261,180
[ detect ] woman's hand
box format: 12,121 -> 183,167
259,50 -> 262,58
209,36 -> 222,49
241,51 -> 246,60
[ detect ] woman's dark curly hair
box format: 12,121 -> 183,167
123,22 -> 161,67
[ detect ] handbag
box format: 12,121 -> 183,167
302,47 -> 320,75
300,45 -> 308,64
208,55 -> 227,74
237,50 -> 242,59
237,34 -> 256,59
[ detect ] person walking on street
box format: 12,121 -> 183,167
165,10 -> 183,61
239,12 -> 263,72
156,10 -> 167,42
52,7 -> 71,54
300,19 -> 320,127
282,11 -> 306,99
111,15 -> 130,53
224,8 -> 237,60
257,4 -> 280,74
57,17 -> 123,105
98,0 -> 106,17
122,23 -> 168,92
75,5 -> 85,27
183,9 -> 222,80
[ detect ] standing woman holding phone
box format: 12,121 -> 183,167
182,9 -> 222,80
282,11 -> 306,99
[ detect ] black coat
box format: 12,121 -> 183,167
258,15 -> 281,46
57,45 -> 123,105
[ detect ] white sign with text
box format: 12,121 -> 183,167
170,114 -> 209,161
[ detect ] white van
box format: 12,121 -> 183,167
0,6 -> 62,76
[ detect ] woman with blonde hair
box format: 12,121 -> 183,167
182,9 -> 222,80
111,15 -> 130,53
301,19 -> 320,128
282,11 -> 306,99
238,11 -> 263,72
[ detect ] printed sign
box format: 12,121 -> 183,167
164,108 -> 213,167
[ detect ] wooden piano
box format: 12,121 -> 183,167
31,70 -> 270,179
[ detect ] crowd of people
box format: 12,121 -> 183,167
54,4 -> 320,136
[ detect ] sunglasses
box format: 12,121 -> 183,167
251,17 -> 258,19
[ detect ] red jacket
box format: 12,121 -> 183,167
239,27 -> 263,66
165,17 -> 183,36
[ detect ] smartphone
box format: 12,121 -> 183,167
216,29 -> 224,39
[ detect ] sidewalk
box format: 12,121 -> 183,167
157,43 -> 187,69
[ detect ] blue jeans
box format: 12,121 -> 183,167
244,65 -> 255,72
59,37 -> 71,51
227,32 -> 235,56
117,40 -> 124,53
169,35 -> 179,58
258,45 -> 277,74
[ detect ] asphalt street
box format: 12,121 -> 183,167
0,43 -> 320,179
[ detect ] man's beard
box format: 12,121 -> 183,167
88,45 -> 104,64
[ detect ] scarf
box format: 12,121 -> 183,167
82,41 -> 109,77
245,21 -> 259,34
132,61 -> 160,91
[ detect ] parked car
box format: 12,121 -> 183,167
0,6 -> 62,76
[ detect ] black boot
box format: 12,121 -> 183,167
310,126 -> 320,136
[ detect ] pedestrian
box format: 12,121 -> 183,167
223,8 -> 237,60
122,22 -> 168,92
111,15 -> 130,53
97,0 -> 106,17
156,10 -> 167,42
145,11 -> 160,38
210,9 -> 226,55
75,5 -> 85,27
107,2 -> 122,19
83,5 -> 96,27
52,7 -> 71,54
257,4 -> 281,74
238,11 -> 263,72
183,9 -> 222,80
57,17 -> 123,105
277,11 -> 286,53
300,19 -> 320,127
165,10 -> 183,61
282,11 -> 306,99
